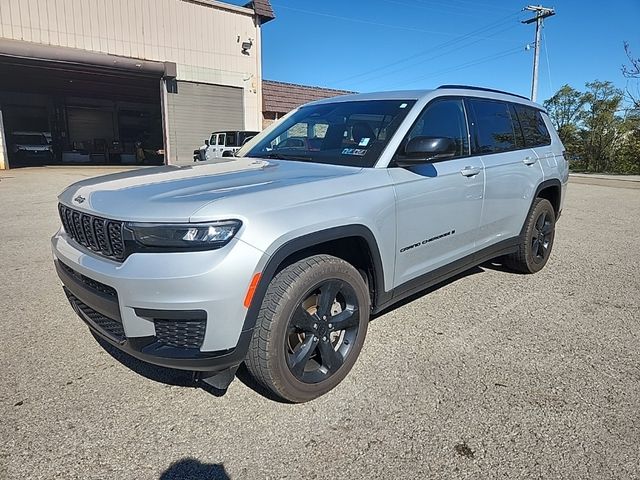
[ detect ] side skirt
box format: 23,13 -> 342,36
373,237 -> 519,314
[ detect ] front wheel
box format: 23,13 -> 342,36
505,198 -> 556,274
245,255 -> 370,403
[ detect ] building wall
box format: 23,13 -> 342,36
0,0 -> 262,131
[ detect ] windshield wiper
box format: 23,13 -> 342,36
258,152 -> 314,162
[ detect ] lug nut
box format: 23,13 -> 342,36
328,323 -> 333,329
322,336 -> 327,342
322,315 -> 327,320
313,323 -> 317,329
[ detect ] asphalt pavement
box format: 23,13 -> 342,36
1,167 -> 639,480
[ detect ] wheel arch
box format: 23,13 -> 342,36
536,178 -> 562,217
519,179 -> 562,237
241,225 -> 385,333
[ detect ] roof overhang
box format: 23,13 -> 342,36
0,38 -> 176,78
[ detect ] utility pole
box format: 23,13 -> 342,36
522,5 -> 555,102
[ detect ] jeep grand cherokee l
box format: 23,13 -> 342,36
52,85 -> 568,402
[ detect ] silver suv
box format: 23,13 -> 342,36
52,85 -> 568,402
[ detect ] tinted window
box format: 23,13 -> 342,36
514,105 -> 551,147
404,98 -> 469,157
468,99 -> 517,153
243,100 -> 416,167
226,132 -> 237,146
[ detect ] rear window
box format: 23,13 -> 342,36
513,105 -> 551,147
468,99 -> 518,154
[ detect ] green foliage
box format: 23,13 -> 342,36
543,80 -> 639,174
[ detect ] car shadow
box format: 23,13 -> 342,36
159,458 -> 230,480
91,333 -> 211,389
371,265 -> 485,319
91,263 -> 495,401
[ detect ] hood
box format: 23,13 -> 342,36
59,158 -> 361,222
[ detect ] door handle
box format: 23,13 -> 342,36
460,166 -> 481,177
523,156 -> 537,166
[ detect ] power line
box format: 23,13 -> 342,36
542,26 -> 553,95
347,22 -> 521,87
271,4 -> 482,37
332,10 -> 523,85
394,45 -> 526,88
415,0 -> 515,13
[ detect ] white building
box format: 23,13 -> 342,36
0,0 -> 274,168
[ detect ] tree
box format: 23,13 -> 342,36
543,84 -> 586,162
622,41 -> 640,109
580,81 -> 624,172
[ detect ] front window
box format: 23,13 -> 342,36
242,100 -> 416,167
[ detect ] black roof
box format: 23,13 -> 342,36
243,0 -> 275,23
437,84 -> 529,101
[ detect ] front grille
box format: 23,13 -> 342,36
59,204 -> 125,261
65,290 -> 125,342
154,319 -> 206,349
58,261 -> 117,297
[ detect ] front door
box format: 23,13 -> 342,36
390,97 -> 485,289
215,133 -> 226,157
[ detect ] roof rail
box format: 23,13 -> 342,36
437,84 -> 530,101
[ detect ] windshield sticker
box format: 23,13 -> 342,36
358,137 -> 370,147
400,103 -> 408,108
342,148 -> 367,156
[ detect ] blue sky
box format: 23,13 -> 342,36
232,0 -> 640,103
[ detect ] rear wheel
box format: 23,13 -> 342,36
505,198 -> 556,273
245,255 -> 370,403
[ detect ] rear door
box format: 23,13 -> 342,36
390,97 -> 485,288
466,98 -> 544,249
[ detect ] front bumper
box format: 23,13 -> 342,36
52,230 -> 265,372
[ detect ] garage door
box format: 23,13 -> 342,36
167,81 -> 244,165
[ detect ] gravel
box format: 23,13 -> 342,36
1,168 -> 639,480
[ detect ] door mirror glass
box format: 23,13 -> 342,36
204,139 -> 210,146
403,136 -> 457,162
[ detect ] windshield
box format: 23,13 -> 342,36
242,100 -> 416,167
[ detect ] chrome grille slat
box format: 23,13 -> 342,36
58,204 -> 125,261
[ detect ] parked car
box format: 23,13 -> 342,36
10,131 -> 53,164
194,130 -> 259,161
52,85 -> 568,402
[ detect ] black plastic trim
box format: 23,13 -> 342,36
134,308 -> 206,321
374,237 -> 520,314
240,225 -> 385,335
85,317 -> 252,371
437,84 -> 530,101
57,259 -> 247,372
55,259 -> 121,321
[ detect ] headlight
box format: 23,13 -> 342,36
126,220 -> 242,250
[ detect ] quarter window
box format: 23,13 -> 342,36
404,98 -> 469,158
468,99 -> 518,154
513,105 -> 551,147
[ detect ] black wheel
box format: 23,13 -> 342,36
505,198 -> 556,274
245,255 -> 370,403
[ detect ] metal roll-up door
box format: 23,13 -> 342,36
167,81 -> 244,164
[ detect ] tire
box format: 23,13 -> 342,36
245,254 -> 370,403
505,198 -> 556,274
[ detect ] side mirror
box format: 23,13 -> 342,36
205,139 -> 210,146
398,136 -> 457,166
